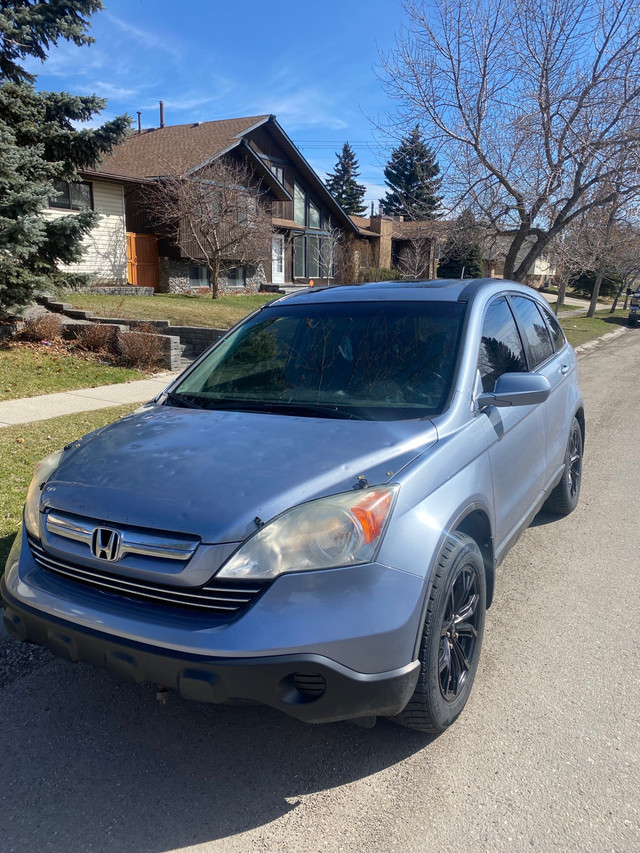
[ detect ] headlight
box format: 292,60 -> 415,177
217,485 -> 399,580
24,450 -> 64,537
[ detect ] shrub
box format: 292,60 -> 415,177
358,267 -> 402,283
18,313 -> 64,342
117,323 -> 163,370
73,323 -> 118,354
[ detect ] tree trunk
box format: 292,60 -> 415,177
209,258 -> 220,299
610,280 -> 626,313
556,276 -> 568,313
587,259 -> 606,318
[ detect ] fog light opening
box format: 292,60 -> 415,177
279,672 -> 327,705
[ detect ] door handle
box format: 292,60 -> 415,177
560,364 -> 570,375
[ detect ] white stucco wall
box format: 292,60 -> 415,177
45,180 -> 128,284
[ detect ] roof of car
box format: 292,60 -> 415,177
273,278 -> 530,306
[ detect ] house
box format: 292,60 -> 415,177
44,168 -> 150,286
90,113 -> 360,293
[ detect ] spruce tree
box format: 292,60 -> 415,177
324,143 -> 367,216
0,1 -> 129,316
381,126 -> 442,220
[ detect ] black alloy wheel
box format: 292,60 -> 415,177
438,564 -> 481,702
544,417 -> 583,516
393,532 -> 486,734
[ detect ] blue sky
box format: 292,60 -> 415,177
27,0 -> 409,208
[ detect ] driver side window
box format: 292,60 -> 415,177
478,298 -> 527,392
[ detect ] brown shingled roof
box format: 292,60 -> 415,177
99,115 -> 271,179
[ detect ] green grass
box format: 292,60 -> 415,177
0,348 -> 143,401
0,405 -> 138,576
559,309 -> 629,347
64,292 -> 276,329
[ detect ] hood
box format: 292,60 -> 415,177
42,405 -> 437,543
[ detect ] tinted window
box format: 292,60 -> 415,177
175,301 -> 466,420
478,298 -> 527,392
540,305 -> 566,350
510,296 -> 555,367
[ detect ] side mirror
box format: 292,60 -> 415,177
477,373 -> 551,409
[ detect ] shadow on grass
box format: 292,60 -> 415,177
0,531 -> 17,573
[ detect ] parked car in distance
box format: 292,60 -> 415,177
3,279 -> 584,733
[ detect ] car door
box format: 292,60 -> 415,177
477,296 -> 547,558
509,295 -> 572,485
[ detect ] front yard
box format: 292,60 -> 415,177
0,347 -> 143,401
64,292 -> 276,328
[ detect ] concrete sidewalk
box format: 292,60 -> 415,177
0,372 -> 179,428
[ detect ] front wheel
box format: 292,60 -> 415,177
393,533 -> 486,734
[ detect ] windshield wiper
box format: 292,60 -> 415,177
162,391 -> 204,410
200,399 -> 365,420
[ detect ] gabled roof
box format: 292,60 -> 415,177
100,115 -> 271,178
99,113 -> 359,234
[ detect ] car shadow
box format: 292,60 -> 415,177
0,657 -> 434,853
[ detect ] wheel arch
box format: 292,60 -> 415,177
412,502 -> 495,658
574,407 -> 586,448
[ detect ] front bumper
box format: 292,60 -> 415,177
2,584 -> 419,723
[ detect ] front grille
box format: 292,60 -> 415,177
28,535 -> 267,615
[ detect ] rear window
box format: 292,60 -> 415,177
174,301 -> 466,420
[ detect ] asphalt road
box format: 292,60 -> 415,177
1,331 -> 639,853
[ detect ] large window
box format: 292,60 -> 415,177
174,301 -> 466,421
294,182 -> 306,225
48,180 -> 93,211
510,295 -> 555,368
189,265 -> 210,288
294,234 -> 335,280
293,181 -> 323,229
478,297 -> 527,392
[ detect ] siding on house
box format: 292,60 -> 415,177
46,180 -> 128,284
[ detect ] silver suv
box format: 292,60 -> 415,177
2,279 -> 584,733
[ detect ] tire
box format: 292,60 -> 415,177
629,316 -> 638,328
393,533 -> 486,734
543,417 -> 583,516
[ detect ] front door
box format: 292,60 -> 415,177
271,235 -> 285,284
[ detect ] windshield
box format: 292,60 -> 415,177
172,300 -> 465,420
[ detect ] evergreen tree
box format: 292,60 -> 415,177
437,209 -> 484,278
324,142 -> 367,216
381,126 -> 442,220
0,1 -> 129,316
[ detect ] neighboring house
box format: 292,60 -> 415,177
95,114 -> 359,293
482,236 -> 556,287
45,170 -> 147,285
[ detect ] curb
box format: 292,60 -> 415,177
574,326 -> 628,357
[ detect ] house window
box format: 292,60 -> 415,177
270,164 -> 285,184
237,194 -> 257,225
294,235 -> 306,278
294,182 -> 306,226
226,266 -> 247,287
293,235 -> 334,280
309,200 -> 321,230
49,180 -> 93,210
189,265 -> 210,288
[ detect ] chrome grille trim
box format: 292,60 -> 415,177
28,536 -> 266,614
45,511 -> 198,562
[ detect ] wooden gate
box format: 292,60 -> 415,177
126,233 -> 159,289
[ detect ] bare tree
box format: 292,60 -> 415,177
381,0 -> 640,281
318,219 -> 342,284
393,221 -> 436,279
549,190 -> 640,314
144,156 -> 272,298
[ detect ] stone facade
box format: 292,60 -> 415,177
159,257 -> 266,295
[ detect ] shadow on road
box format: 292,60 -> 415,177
0,659 -> 432,852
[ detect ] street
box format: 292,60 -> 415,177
1,331 -> 639,853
